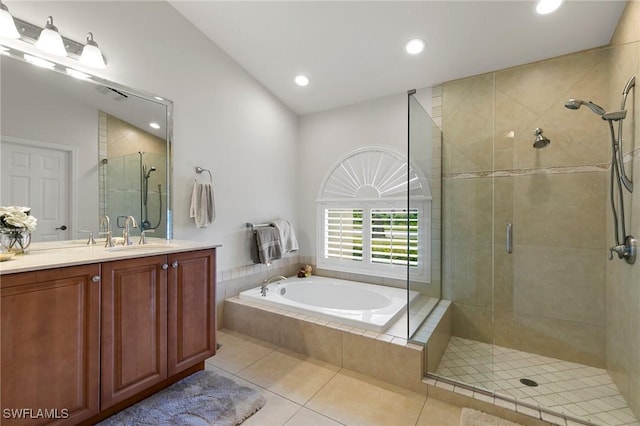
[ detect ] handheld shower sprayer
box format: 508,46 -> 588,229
564,76 -> 637,264
563,99 -> 606,116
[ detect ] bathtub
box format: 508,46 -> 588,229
238,276 -> 417,332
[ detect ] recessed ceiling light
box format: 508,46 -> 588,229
405,38 -> 426,55
536,0 -> 564,15
149,122 -> 160,129
294,75 -> 309,87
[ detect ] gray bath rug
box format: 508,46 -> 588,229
459,408 -> 523,426
98,370 -> 266,426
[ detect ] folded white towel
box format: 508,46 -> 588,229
270,219 -> 299,253
190,181 -> 215,228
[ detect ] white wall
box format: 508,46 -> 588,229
297,88 -> 432,259
3,1 -> 298,272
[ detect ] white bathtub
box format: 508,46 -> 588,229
238,276 -> 417,332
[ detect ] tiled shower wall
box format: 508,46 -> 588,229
441,1 -> 640,417
607,0 -> 640,418
442,47 -> 612,366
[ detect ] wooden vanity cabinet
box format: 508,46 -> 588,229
1,264 -> 101,426
1,247 -> 217,425
100,255 -> 168,409
100,249 -> 216,411
167,249 -> 216,376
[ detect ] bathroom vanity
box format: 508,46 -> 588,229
0,241 -> 218,425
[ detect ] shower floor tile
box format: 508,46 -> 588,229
435,337 -> 639,426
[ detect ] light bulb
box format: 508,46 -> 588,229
80,32 -> 106,69
0,2 -> 20,39
35,16 -> 66,57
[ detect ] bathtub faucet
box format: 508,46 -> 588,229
261,275 -> 287,296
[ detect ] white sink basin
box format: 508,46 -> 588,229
105,243 -> 177,252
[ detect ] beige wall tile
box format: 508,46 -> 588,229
279,316 -> 343,366
342,333 -> 425,394
451,303 -> 493,344
222,300 -> 281,346
426,305 -> 452,373
497,310 -> 605,367
513,172 -> 607,249
611,0 -> 640,45
513,245 -> 605,325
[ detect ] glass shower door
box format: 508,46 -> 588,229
407,91 -> 443,342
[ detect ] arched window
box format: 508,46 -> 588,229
317,147 -> 431,282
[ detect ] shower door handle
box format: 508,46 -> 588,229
506,223 -> 513,254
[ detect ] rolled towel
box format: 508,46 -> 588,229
190,181 -> 215,228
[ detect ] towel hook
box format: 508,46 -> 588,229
195,166 -> 213,183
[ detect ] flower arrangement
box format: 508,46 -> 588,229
0,206 -> 38,231
0,206 -> 37,254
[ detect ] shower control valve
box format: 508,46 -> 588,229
608,236 -> 637,265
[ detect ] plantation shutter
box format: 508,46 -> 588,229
324,208 -> 363,261
370,208 -> 419,267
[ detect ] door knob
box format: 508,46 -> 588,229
55,225 -> 67,230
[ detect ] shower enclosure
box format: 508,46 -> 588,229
414,41 -> 639,425
103,151 -> 167,239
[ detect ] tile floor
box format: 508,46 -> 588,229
435,337 -> 640,426
207,329 -> 466,426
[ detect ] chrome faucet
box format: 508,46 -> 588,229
122,216 -> 138,246
99,215 -> 114,247
260,275 -> 287,296
78,230 -> 96,245
139,229 -> 154,245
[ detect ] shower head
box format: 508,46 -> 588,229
564,99 -> 606,116
533,128 -> 550,149
144,166 -> 157,179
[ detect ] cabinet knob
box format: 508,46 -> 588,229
172,261 -> 178,268
91,275 -> 100,282
162,264 -> 169,270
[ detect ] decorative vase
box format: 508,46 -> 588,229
0,228 -> 32,254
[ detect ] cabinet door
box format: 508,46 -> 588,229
1,265 -> 100,426
100,255 -> 167,410
168,249 -> 216,375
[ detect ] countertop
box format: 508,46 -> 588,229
0,238 -> 221,275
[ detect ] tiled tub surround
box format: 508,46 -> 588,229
223,301 -> 558,426
223,295 -> 426,394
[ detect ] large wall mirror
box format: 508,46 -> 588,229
0,50 -> 172,243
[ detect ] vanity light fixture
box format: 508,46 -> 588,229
79,32 -> 106,69
35,16 -> 67,57
536,0 -> 564,15
405,38 -> 426,55
149,122 -> 160,130
0,1 -> 20,39
294,75 -> 309,87
4,11 -> 107,69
